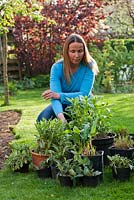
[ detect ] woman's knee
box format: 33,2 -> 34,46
36,104 -> 56,122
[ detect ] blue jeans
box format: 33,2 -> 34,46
37,104 -> 68,122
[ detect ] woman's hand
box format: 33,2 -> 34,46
57,113 -> 67,123
42,90 -> 66,122
42,89 -> 60,100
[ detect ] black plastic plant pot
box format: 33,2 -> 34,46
88,150 -> 104,181
129,134 -> 134,141
112,167 -> 130,181
14,163 -> 29,173
65,150 -> 74,160
74,176 -> 84,187
108,146 -> 134,159
92,135 -> 115,166
82,150 -> 104,181
37,166 -> 52,179
92,134 -> 115,146
51,165 -> 59,179
82,174 -> 101,187
58,174 -> 73,187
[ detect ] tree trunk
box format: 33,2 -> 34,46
0,37 -> 4,67
3,33 -> 9,105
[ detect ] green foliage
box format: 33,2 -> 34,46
4,75 -> 50,91
82,141 -> 96,156
38,157 -> 52,170
89,96 -> 113,137
115,84 -> 134,94
31,74 -> 50,88
57,153 -> 92,177
90,39 -> 134,94
48,132 -> 73,167
0,0 -> 44,35
66,96 -> 113,139
1,81 -> 18,97
16,77 -> 35,90
107,154 -> 132,170
34,118 -> 65,155
8,81 -> 18,95
13,0 -> 107,76
5,141 -> 32,171
66,96 -> 93,128
62,96 -> 113,155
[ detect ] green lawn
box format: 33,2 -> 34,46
0,89 -> 134,200
102,93 -> 134,133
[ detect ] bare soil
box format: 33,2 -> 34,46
0,110 -> 21,169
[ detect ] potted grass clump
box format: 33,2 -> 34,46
107,154 -> 133,181
5,140 -> 32,173
108,127 -> 134,159
32,118 -> 65,168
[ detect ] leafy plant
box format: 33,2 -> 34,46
37,157 -> 52,170
31,74 -> 50,88
66,96 -> 113,139
107,154 -> 133,173
65,96 -> 93,129
5,142 -> 32,171
57,151 -> 101,179
89,96 -> 113,138
34,118 -> 65,155
49,133 -> 74,166
64,122 -> 94,154
8,81 -> 18,96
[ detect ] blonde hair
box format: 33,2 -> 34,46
63,33 -> 99,83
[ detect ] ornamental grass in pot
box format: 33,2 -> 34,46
108,127 -> 134,159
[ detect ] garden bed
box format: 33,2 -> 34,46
0,110 -> 21,169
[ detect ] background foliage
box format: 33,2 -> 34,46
13,0 -> 108,76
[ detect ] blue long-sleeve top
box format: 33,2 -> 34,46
50,60 -> 95,116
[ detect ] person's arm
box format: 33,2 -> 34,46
50,62 -> 65,118
42,62 -> 65,119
